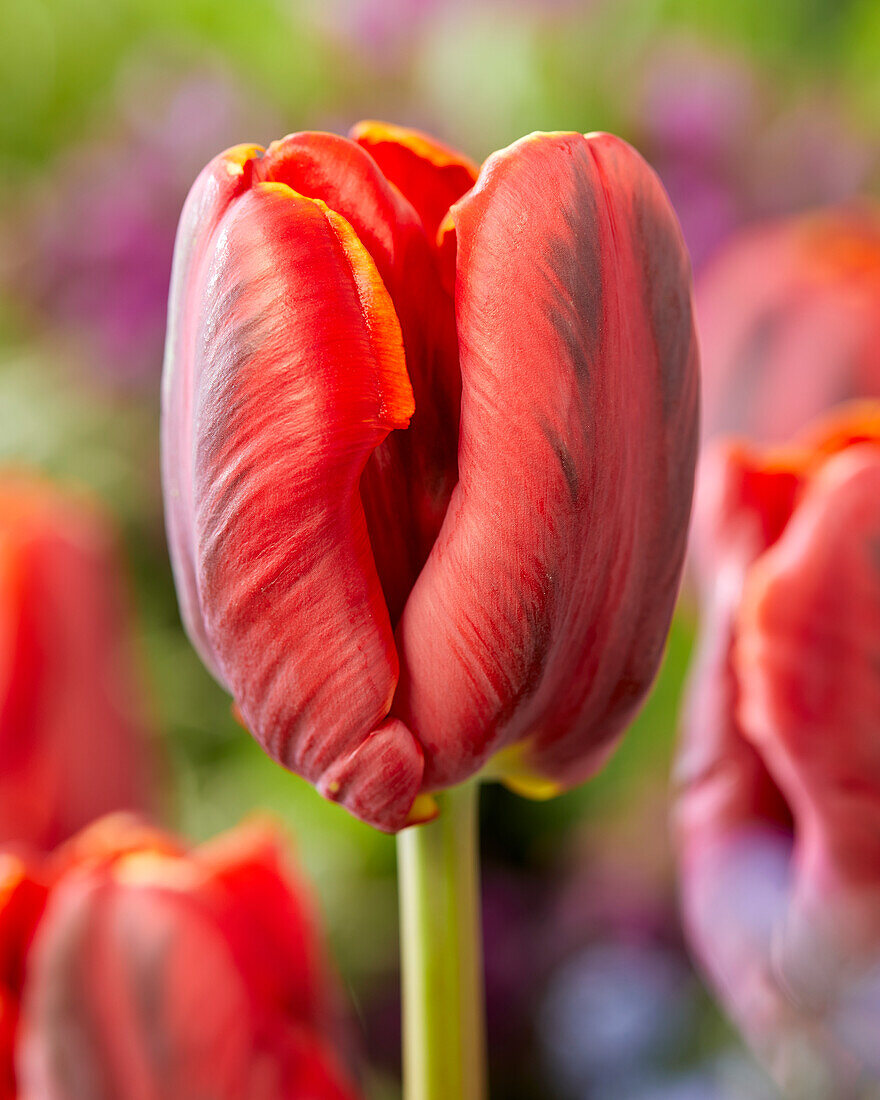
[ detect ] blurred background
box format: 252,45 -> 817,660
0,1 -> 878,1097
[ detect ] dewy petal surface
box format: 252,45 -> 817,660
395,131 -> 699,791
162,151 -> 426,831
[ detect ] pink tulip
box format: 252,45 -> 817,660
676,404 -> 880,1094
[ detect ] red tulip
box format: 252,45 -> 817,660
162,121 -> 699,831
0,475 -> 154,849
697,204 -> 880,445
676,404 -> 880,1092
0,815 -> 362,1100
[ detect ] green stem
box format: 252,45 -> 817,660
396,780 -> 486,1100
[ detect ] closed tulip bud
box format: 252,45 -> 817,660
0,476 -> 154,849
675,404 -> 880,1095
0,815 -> 361,1100
162,121 -> 699,831
697,204 -> 880,445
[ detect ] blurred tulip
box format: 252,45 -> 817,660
0,815 -> 361,1100
162,120 -> 699,831
0,475 -> 154,850
697,205 -> 880,445
676,404 -> 880,1095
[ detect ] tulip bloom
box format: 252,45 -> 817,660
697,204 -> 880,445
675,404 -> 880,1093
0,475 -> 153,849
0,815 -> 362,1100
162,120 -> 699,831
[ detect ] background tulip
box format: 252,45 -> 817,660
0,815 -> 361,1100
675,404 -> 880,1094
0,475 -> 154,850
162,121 -> 699,833
697,205 -> 880,445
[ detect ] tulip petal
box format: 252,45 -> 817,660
195,824 -> 327,1030
49,814 -> 183,878
674,445 -> 799,1045
234,132 -> 461,623
260,132 -> 413,284
164,172 -> 426,830
0,855 -> 47,997
675,442 -> 799,895
350,120 -> 479,243
736,445 -> 880,925
0,987 -> 15,1100
317,718 -> 435,827
162,146 -> 265,680
395,131 -> 699,790
275,1028 -> 361,1100
675,416 -> 880,1082
678,415 -> 880,872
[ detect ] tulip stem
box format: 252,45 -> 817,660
397,779 -> 486,1100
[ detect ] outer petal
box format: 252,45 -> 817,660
395,132 -> 699,790
193,823 -> 328,1032
736,446 -> 880,946
674,445 -> 801,1063
162,146 -> 265,679
350,120 -> 479,243
164,164 -> 426,831
676,444 -> 800,848
257,131 -> 462,620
